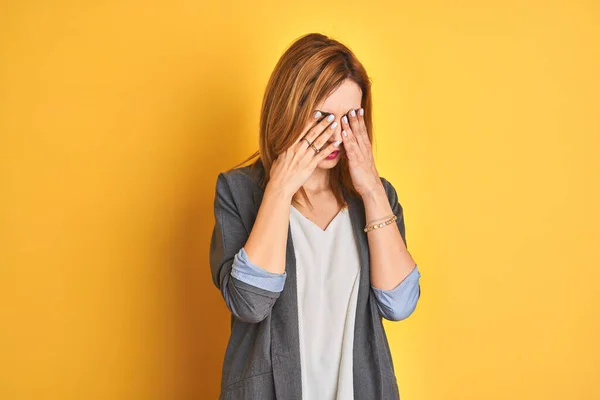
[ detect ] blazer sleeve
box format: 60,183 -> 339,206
209,172 -> 284,323
371,177 -> 422,321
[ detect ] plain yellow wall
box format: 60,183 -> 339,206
1,1 -> 599,399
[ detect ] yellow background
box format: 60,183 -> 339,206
1,1 -> 599,399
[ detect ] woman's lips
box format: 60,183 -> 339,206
326,150 -> 340,160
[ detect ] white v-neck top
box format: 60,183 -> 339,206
289,204 -> 361,400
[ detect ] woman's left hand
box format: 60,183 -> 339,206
340,108 -> 383,197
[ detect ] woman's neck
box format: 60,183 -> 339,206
302,168 -> 331,194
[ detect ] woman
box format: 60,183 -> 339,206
209,33 -> 421,400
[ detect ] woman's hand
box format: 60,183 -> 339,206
268,112 -> 342,199
340,108 -> 382,197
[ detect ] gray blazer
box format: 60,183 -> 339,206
209,158 -> 414,399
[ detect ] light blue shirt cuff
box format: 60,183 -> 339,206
371,264 -> 421,320
230,247 -> 287,292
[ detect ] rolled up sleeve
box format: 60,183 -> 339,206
371,265 -> 421,321
231,247 -> 287,292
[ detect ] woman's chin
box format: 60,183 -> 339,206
317,157 -> 341,169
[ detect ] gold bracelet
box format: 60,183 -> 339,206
366,214 -> 394,226
364,215 -> 397,232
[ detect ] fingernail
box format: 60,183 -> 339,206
359,108 -> 364,116
342,115 -> 348,124
334,140 -> 341,147
314,111 -> 322,119
342,130 -> 347,137
350,109 -> 356,117
330,122 -> 338,129
327,114 -> 335,122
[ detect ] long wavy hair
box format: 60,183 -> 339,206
229,32 -> 374,209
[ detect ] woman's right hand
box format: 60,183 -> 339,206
267,112 -> 341,198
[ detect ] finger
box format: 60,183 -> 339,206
348,108 -> 367,148
310,116 -> 338,149
293,110 -> 324,146
305,112 -> 337,144
302,118 -> 338,163
341,123 -> 363,162
295,135 -> 313,154
340,113 -> 352,136
311,139 -> 342,166
355,107 -> 372,148
291,112 -> 329,159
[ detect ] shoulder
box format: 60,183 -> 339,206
215,159 -> 265,198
